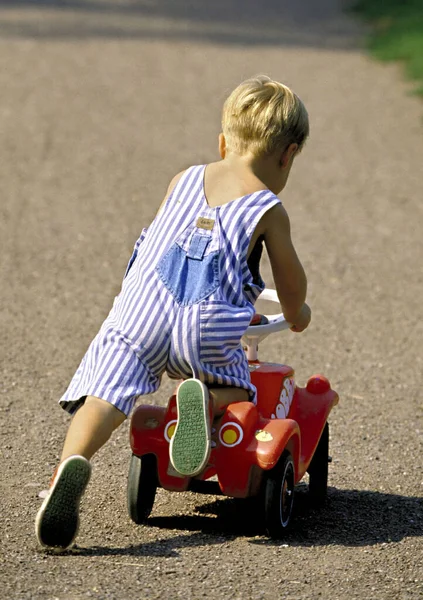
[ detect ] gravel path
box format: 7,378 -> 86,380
1,1 -> 422,599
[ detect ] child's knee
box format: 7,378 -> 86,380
83,396 -> 127,427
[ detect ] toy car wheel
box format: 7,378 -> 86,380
263,451 -> 295,538
307,422 -> 329,507
127,453 -> 158,524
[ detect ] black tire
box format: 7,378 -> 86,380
127,453 -> 158,524
263,451 -> 295,539
307,422 -> 329,507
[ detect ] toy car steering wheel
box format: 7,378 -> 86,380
242,289 -> 291,361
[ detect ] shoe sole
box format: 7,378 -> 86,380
169,379 -> 211,476
35,455 -> 91,550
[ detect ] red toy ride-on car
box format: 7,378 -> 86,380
128,289 -> 339,538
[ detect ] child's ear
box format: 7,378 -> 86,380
280,143 -> 298,167
219,133 -> 227,159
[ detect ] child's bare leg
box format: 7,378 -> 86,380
60,396 -> 126,462
209,387 -> 249,417
171,381 -> 249,418
36,396 -> 126,550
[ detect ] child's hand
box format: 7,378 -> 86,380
289,303 -> 311,333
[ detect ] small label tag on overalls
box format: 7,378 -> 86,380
196,217 -> 215,230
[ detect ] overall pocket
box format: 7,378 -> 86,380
156,240 -> 221,306
199,300 -> 254,366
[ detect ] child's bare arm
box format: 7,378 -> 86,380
262,204 -> 311,332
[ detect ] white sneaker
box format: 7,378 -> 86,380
35,455 -> 91,551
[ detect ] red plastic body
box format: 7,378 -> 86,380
129,362 -> 338,498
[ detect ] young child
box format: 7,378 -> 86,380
35,75 -> 311,550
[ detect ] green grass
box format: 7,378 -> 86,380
351,0 -> 423,96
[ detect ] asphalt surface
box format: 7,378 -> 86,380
0,1 -> 422,599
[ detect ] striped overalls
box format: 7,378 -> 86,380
60,166 -> 281,416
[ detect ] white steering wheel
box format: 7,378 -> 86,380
242,289 -> 291,360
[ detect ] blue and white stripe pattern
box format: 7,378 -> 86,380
60,165 -> 281,415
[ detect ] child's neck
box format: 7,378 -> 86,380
223,152 -> 284,196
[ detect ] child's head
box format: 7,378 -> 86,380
221,75 -> 309,158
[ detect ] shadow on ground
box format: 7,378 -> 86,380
0,0 -> 360,48
67,487 -> 422,557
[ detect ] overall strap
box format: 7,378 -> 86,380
187,214 -> 220,260
166,165 -> 205,208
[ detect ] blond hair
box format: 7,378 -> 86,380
221,75 -> 309,156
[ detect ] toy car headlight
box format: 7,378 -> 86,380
219,422 -> 244,447
164,420 -> 177,442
